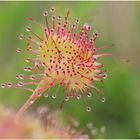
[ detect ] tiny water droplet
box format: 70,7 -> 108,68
76,19 -> 80,24
37,91 -> 41,97
58,15 -> 61,20
101,97 -> 106,102
65,96 -> 69,101
76,94 -> 81,100
87,92 -> 92,98
18,35 -> 23,40
43,11 -> 48,16
27,67 -> 32,71
16,74 -> 20,79
16,48 -> 22,53
26,26 -> 31,32
44,93 -> 48,98
84,23 -> 90,30
7,82 -> 12,87
1,84 -> 5,88
24,67 -> 27,71
19,74 -> 24,79
25,58 -> 30,63
72,24 -> 76,30
86,106 -> 91,112
30,75 -> 36,80
52,93 -> 57,99
17,82 -> 23,87
50,6 -> 55,12
103,73 -> 107,79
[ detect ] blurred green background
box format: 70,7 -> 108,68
0,1 -> 140,139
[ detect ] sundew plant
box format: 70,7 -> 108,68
1,6 -> 112,116
2,7 -> 112,114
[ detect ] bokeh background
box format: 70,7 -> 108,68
0,1 -> 140,139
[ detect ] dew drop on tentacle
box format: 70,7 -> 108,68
19,74 -> 24,79
87,92 -> 92,98
72,24 -> 76,30
17,81 -> 23,87
76,19 -> 80,24
43,10 -> 48,17
25,58 -> 31,63
30,75 -> 36,80
16,74 -> 20,79
65,96 -> 69,101
37,91 -> 42,97
23,67 -> 28,71
83,23 -> 91,31
7,82 -> 12,88
23,66 -> 32,72
76,94 -> 81,100
44,93 -> 49,98
26,26 -> 31,32
103,73 -> 107,79
18,34 -> 24,40
86,106 -> 91,112
52,16 -> 56,21
50,6 -> 55,13
100,97 -> 106,102
16,48 -> 22,53
1,84 -> 6,88
52,93 -> 57,99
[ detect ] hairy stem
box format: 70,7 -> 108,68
16,80 -> 48,117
